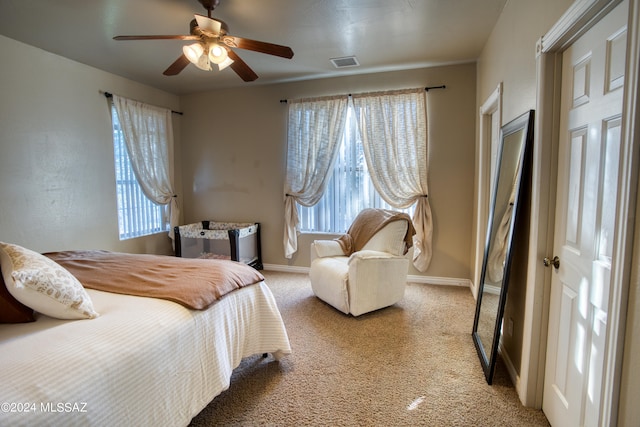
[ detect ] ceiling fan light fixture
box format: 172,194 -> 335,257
183,42 -> 211,71
183,43 -> 204,63
218,56 -> 234,71
208,43 -> 228,64
194,55 -> 212,71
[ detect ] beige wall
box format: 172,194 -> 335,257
475,0 -> 574,375
179,63 -> 477,279
618,179 -> 640,425
0,35 -> 181,255
477,0 -> 574,122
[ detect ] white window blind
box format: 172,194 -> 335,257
299,107 -> 414,233
112,105 -> 168,239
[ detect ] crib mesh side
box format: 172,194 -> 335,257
237,233 -> 258,264
177,222 -> 259,265
179,235 -> 232,260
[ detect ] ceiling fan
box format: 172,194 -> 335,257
113,0 -> 294,82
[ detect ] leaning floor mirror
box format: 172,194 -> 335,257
472,110 -> 535,384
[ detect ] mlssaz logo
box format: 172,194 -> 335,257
40,402 -> 88,413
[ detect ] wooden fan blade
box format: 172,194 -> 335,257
221,36 -> 294,59
113,35 -> 199,41
226,50 -> 258,82
163,54 -> 191,76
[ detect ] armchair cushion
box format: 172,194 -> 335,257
313,240 -> 346,258
360,221 -> 409,256
348,249 -> 400,263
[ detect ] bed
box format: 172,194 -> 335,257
174,221 -> 263,270
0,244 -> 291,427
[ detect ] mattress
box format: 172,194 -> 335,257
0,282 -> 291,427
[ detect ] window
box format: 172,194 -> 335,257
299,106 -> 414,233
112,105 -> 168,239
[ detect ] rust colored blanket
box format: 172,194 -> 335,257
336,208 -> 416,255
44,250 -> 265,310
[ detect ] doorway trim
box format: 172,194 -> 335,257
521,1 -> 640,425
473,83 -> 503,299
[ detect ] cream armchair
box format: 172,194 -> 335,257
309,210 -> 413,316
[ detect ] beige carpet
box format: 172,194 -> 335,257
190,271 -> 550,426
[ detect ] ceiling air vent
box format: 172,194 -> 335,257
330,56 -> 360,68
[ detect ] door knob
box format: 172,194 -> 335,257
543,256 -> 560,269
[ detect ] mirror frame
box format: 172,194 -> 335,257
472,110 -> 535,384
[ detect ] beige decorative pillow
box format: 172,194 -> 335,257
0,242 -> 98,320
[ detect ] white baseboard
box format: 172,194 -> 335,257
263,263 -> 310,274
263,264 -> 472,289
407,274 -> 472,288
499,340 -> 521,392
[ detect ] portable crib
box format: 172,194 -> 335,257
174,221 -> 263,270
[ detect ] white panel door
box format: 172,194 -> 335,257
542,2 -> 627,426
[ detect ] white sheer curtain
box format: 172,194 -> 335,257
112,95 -> 180,239
283,95 -> 349,258
487,153 -> 522,283
351,88 -> 433,271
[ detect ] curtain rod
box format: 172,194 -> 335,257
102,92 -> 184,115
279,85 -> 446,103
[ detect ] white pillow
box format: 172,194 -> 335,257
361,220 -> 409,256
0,242 -> 98,320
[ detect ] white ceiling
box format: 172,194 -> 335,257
0,0 -> 507,95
